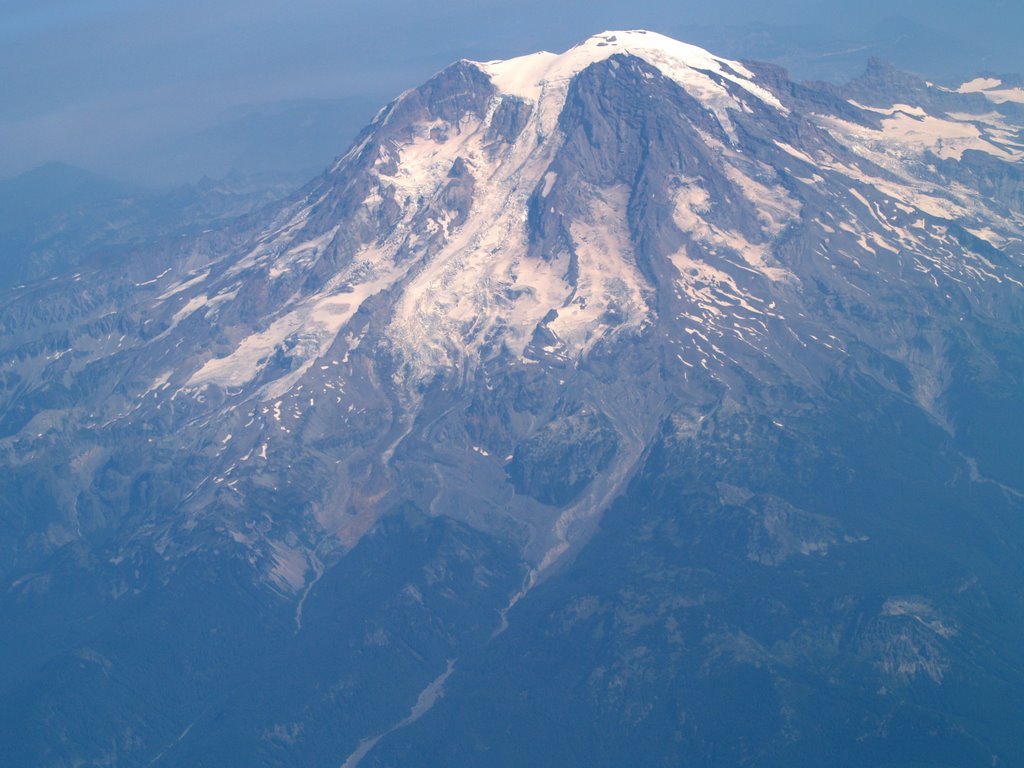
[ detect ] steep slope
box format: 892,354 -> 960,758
1,30 -> 1023,767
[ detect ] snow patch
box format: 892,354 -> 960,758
958,77 -> 1024,104
672,178 -> 789,281
541,170 -> 557,197
157,270 -> 210,300
820,110 -> 1023,163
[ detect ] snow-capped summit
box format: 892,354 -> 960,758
477,29 -> 785,114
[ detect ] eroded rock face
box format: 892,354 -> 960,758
507,408 -> 619,506
1,29 -> 1023,767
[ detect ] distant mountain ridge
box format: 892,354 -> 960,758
0,162 -> 303,289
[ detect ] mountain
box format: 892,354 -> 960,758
0,163 -> 303,290
2,29 -> 1023,767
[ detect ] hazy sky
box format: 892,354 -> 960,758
2,0 -> 1022,185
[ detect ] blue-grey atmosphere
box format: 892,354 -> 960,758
3,0 -> 1022,185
